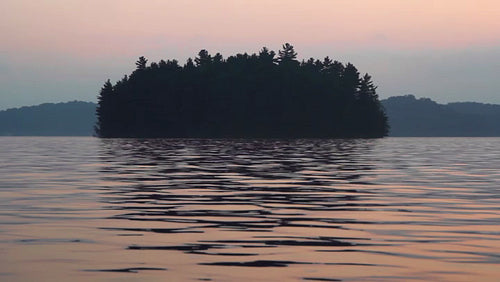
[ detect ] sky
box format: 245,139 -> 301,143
1,0 -> 500,110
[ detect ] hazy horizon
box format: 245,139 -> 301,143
1,0 -> 499,110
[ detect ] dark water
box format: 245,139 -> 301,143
0,137 -> 499,281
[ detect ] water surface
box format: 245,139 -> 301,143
0,137 -> 499,281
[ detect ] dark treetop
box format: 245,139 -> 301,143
95,44 -> 388,138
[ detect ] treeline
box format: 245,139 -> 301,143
382,95 -> 500,136
0,101 -> 96,136
96,44 -> 388,138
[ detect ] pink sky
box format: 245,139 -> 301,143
3,0 -> 500,56
1,0 -> 500,108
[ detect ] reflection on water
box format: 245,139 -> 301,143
0,137 -> 499,281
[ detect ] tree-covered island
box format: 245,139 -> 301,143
96,44 -> 388,138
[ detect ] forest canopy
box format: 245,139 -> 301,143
96,43 -> 388,138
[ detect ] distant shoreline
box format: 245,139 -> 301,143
2,96 -> 500,137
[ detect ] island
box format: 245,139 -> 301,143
95,44 -> 389,138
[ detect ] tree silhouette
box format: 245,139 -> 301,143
135,56 -> 148,70
195,49 -> 212,67
259,47 -> 276,63
278,43 -> 298,64
95,79 -> 114,137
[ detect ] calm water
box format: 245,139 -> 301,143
0,137 -> 499,281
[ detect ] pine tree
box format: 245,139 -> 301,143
135,56 -> 148,70
95,79 -> 114,137
277,43 -> 298,64
195,50 -> 212,67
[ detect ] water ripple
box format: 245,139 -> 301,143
0,137 -> 499,281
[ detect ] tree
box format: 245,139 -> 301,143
258,47 -> 276,64
322,56 -> 333,69
213,53 -> 224,64
277,43 -> 298,64
358,74 -> 378,102
195,49 -> 212,67
95,79 -> 114,136
135,56 -> 148,70
342,63 -> 360,93
184,58 -> 195,69
158,59 -> 167,68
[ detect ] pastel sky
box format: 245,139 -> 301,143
1,0 -> 500,109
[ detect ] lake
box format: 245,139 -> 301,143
0,137 -> 498,281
